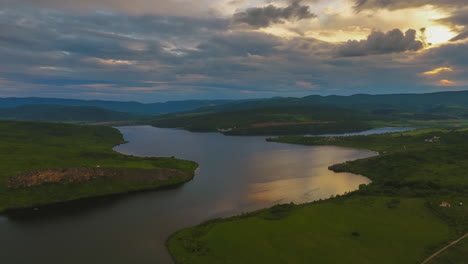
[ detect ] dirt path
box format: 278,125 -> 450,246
421,232 -> 468,264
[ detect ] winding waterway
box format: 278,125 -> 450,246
0,126 -> 408,264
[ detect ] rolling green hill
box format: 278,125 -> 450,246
151,106 -> 379,135
0,105 -> 144,123
191,90 -> 468,119
150,91 -> 468,135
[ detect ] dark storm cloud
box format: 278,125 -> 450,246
421,42 -> 468,66
0,8 -> 229,64
416,41 -> 468,87
353,0 -> 467,12
336,29 -> 423,57
0,0 -> 215,16
232,1 -> 316,28
195,32 -> 282,56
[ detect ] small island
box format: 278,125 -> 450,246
0,121 -> 198,213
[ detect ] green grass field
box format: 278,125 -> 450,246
427,236 -> 468,264
0,121 -> 198,212
168,196 -> 454,264
169,128 -> 468,263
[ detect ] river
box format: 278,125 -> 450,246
0,126 -> 403,263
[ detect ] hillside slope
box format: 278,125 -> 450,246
151,106 -> 378,135
191,90 -> 468,119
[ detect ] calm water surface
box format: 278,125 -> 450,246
0,126 -> 379,264
313,126 -> 413,137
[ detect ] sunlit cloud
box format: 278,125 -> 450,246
119,86 -> 171,91
422,67 -> 453,75
438,79 -> 457,86
425,26 -> 457,46
82,57 -> 137,66
240,90 -> 253,94
176,74 -> 210,83
296,81 -> 319,89
143,81 -> 169,84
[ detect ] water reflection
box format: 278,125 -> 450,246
248,172 -> 370,203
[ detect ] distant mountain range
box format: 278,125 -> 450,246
0,105 -> 142,123
2,90 -> 468,124
191,90 -> 468,115
150,90 -> 468,135
0,97 -> 238,115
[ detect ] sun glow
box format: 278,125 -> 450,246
425,26 -> 457,45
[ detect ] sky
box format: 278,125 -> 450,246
0,0 -> 467,102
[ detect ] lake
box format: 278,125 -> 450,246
0,126 -> 382,264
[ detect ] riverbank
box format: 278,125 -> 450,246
168,128 -> 467,263
0,121 -> 198,213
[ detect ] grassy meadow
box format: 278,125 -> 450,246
168,197 -> 455,264
0,121 -> 198,212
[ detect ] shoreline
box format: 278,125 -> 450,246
2,169 -> 197,215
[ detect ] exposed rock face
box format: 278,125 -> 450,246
7,167 -> 188,189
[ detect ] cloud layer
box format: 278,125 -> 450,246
0,1 -> 466,101
354,0 -> 467,11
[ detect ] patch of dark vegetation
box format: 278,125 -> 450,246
261,203 -> 296,220
386,199 -> 401,209
177,236 -> 210,255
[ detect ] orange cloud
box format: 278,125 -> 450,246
83,57 -> 136,66
422,67 -> 453,75
296,81 -> 319,89
438,79 -> 457,86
